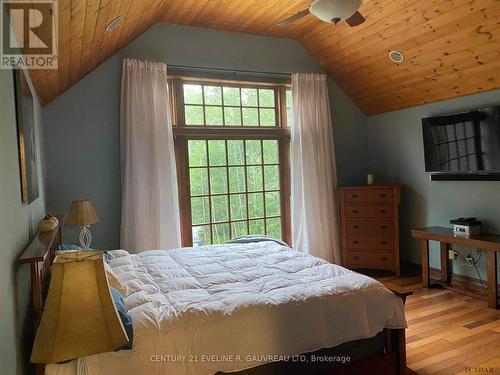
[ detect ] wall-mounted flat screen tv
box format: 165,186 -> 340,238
422,106 -> 500,175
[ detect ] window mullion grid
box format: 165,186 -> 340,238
225,140 -> 232,239
256,88 -> 261,127
201,85 -> 207,125
275,86 -> 282,128
260,140 -> 267,236
239,87 -> 243,128
243,140 -> 250,235
205,141 -> 213,243
220,84 -> 226,127
190,163 -> 280,168
190,189 -> 279,199
201,216 -> 280,227
219,89 -> 232,240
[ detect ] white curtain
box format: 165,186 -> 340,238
291,73 -> 341,263
120,58 -> 181,252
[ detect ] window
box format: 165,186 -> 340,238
170,77 -> 291,247
183,83 -> 278,127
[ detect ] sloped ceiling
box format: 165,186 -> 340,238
22,0 -> 500,115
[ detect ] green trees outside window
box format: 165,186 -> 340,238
189,140 -> 282,246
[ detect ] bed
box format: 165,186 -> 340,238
19,222 -> 409,375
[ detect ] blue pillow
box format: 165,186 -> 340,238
102,250 -> 111,264
110,287 -> 134,350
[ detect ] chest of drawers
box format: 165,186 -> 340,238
338,185 -> 400,276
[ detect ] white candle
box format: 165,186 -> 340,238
367,174 -> 374,185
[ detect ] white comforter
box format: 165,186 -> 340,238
47,241 -> 406,375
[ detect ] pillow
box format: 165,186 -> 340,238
105,250 -> 130,260
102,250 -> 111,264
225,235 -> 289,247
110,288 -> 133,350
104,262 -> 126,295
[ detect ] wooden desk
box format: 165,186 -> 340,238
411,226 -> 499,309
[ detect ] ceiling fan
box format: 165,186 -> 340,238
278,0 -> 366,27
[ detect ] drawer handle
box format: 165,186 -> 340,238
380,209 -> 387,214
353,255 -> 360,260
353,240 -> 359,245
381,256 -> 389,261
380,225 -> 388,229
380,193 -> 387,198
351,194 -> 358,198
381,241 -> 388,245
352,209 -> 359,214
352,224 -> 359,229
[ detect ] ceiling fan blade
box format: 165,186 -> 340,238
278,8 -> 310,26
345,11 -> 365,27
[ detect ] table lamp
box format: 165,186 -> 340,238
31,251 -> 129,363
65,199 -> 100,249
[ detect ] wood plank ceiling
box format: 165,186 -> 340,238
24,0 -> 500,115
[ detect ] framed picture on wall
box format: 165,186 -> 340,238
14,69 -> 39,203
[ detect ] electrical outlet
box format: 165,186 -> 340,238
448,250 -> 458,260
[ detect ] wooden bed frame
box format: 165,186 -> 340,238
18,218 -> 410,375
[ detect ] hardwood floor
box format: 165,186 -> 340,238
374,273 -> 500,375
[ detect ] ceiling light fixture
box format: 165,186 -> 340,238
106,16 -> 124,32
389,50 -> 404,63
278,0 -> 366,27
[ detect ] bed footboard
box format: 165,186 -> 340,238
387,287 -> 412,373
221,288 -> 411,375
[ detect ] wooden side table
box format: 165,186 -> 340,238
18,214 -> 64,375
411,226 -> 499,309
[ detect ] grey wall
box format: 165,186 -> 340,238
43,23 -> 366,249
0,67 -> 46,374
366,89 -> 500,282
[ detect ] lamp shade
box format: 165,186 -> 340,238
31,252 -> 128,363
65,200 -> 100,227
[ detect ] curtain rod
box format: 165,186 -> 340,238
167,64 -> 292,79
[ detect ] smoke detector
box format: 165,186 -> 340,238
389,50 -> 404,63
